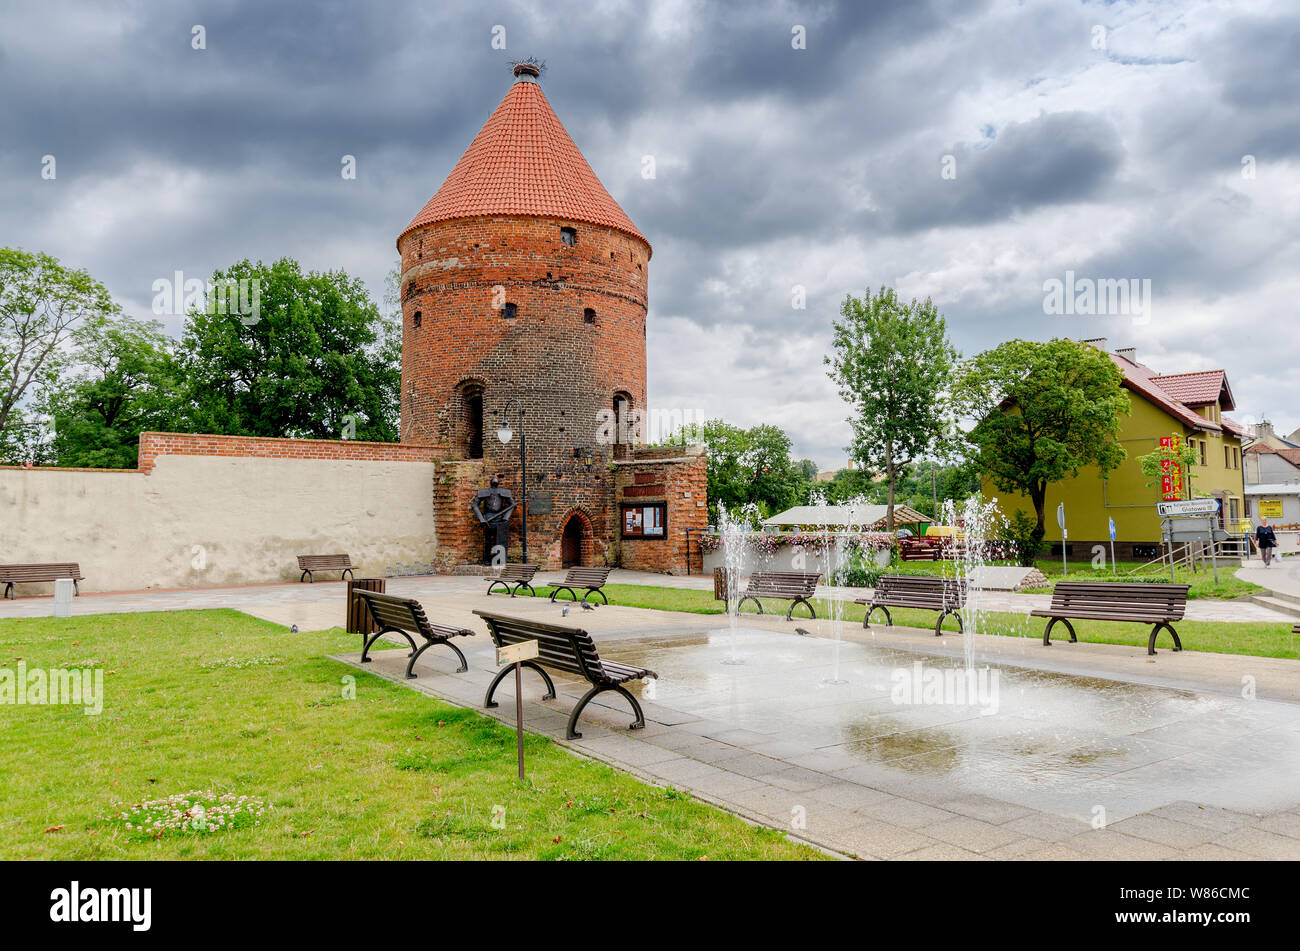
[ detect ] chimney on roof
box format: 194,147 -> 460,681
1081,337 -> 1108,351
1256,419 -> 1275,439
1116,347 -> 1137,363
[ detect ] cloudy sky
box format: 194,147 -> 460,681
3,0 -> 1297,468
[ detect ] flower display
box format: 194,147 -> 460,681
105,791 -> 267,838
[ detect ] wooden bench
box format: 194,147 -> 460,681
898,538 -> 941,562
297,553 -> 355,583
474,610 -> 657,739
548,566 -> 612,605
736,570 -> 821,621
356,590 -> 474,678
486,563 -> 539,598
1031,581 -> 1190,656
855,575 -> 967,636
0,563 -> 84,599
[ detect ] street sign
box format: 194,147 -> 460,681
1056,503 -> 1067,576
496,638 -> 540,782
1157,498 -> 1218,517
1108,518 -> 1117,541
496,640 -> 539,666
1107,517 -> 1117,575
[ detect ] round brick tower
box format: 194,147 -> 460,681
397,62 -> 651,568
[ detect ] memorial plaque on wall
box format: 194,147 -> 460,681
527,491 -> 553,515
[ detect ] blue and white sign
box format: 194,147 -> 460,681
1108,517 -> 1116,541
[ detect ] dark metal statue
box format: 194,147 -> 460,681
471,474 -> 518,565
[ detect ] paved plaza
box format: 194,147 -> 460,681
8,571 -> 1300,860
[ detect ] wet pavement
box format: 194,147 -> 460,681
333,602 -> 1300,860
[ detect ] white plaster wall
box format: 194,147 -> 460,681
0,456 -> 436,594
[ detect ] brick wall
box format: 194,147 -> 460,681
612,447 -> 708,575
398,214 -> 650,565
137,431 -> 440,474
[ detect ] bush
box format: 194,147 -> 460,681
999,509 -> 1044,567
832,549 -> 884,588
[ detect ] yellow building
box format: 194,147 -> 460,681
984,339 -> 1247,559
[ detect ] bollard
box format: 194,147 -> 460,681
53,578 -> 74,618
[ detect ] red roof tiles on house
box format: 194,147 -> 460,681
1221,415 -> 1247,438
398,77 -> 648,250
1151,370 -> 1233,409
1110,352 -> 1220,432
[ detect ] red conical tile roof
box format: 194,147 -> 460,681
398,76 -> 648,251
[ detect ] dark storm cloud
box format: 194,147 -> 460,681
1,0 -> 1298,466
883,112 -> 1125,232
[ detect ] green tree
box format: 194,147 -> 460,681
666,419 -> 803,521
953,338 -> 1129,549
40,314 -> 183,468
1135,437 -> 1199,500
826,287 -> 957,531
1,248 -> 118,437
0,407 -> 55,465
178,258 -> 400,441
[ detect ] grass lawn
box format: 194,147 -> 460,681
0,609 -> 820,860
882,558 -> 1264,600
536,584 -> 1300,660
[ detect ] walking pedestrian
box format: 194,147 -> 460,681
1255,517 -> 1278,567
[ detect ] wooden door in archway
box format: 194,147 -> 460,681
561,516 -> 584,568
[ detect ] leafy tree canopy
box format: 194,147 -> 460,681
825,287 -> 957,529
178,258 -> 400,441
39,314 -> 182,468
0,247 -> 118,435
953,337 -> 1129,541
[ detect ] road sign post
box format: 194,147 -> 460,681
1057,503 -> 1067,576
496,639 -> 539,781
1108,517 -> 1117,575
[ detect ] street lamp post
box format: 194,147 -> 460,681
496,398 -> 527,563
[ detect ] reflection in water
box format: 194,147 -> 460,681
603,626 -> 1300,818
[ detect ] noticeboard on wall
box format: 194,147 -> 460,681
621,502 -> 666,539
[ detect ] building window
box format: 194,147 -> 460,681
502,302 -> 517,319
1224,445 -> 1230,468
412,310 -> 422,329
584,308 -> 596,324
613,392 -> 635,461
622,502 -> 666,539
459,384 -> 484,459
1199,440 -> 1207,466
560,227 -> 577,246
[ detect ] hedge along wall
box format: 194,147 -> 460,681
0,432 -> 441,595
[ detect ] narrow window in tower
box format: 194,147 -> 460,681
560,227 -> 577,246
463,386 -> 484,459
584,308 -> 596,325
413,310 -> 422,329
502,302 -> 517,319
